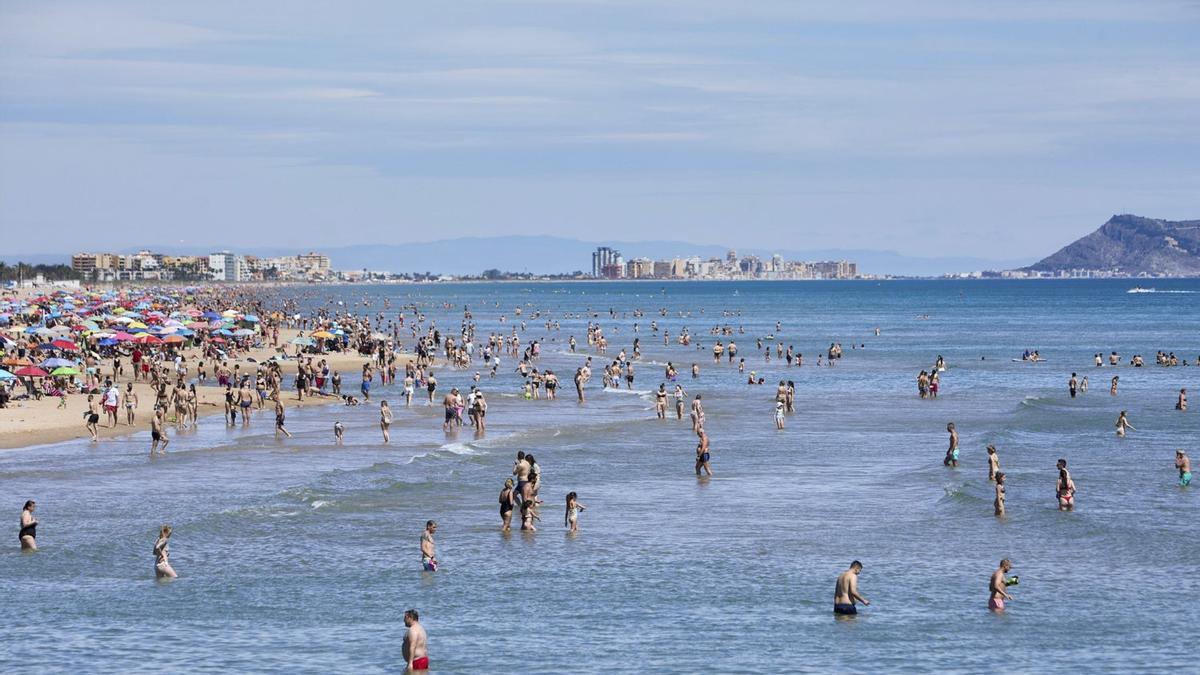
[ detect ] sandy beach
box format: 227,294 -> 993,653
1,285 -> 402,449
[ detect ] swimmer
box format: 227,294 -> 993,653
1177,388 -> 1187,411
564,491 -> 587,532
1115,410 -> 1135,438
420,520 -> 439,571
774,400 -> 785,429
334,421 -> 345,444
987,445 -> 999,482
150,406 -> 169,455
1177,450 -> 1191,487
1110,375 -> 1119,396
655,384 -> 668,419
19,500 -> 37,552
402,609 -> 429,672
944,423 -> 959,467
154,525 -> 177,579
1056,459 -> 1076,511
1068,373 -> 1078,398
833,561 -> 870,616
695,428 -> 712,477
380,400 -> 392,442
499,479 -> 516,531
274,397 -> 293,438
994,472 -> 1006,517
989,559 -> 1015,611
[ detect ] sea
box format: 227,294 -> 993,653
2,279 -> 1198,673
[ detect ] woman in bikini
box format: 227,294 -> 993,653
499,479 -> 516,531
154,525 -> 177,579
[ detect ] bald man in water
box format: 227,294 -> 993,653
989,559 -> 1015,612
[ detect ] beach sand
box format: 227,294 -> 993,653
1,326 -> 397,450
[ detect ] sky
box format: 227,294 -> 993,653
1,0 -> 1198,261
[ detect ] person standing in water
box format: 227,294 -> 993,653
774,399 -> 785,429
402,609 -> 429,672
150,407 -> 169,455
154,525 -> 177,579
1068,373 -> 1078,398
1176,388 -> 1187,411
564,492 -> 587,533
986,445 -> 1000,482
989,559 -> 1015,612
1110,375 -> 1119,396
944,423 -> 959,467
1115,410 -> 1136,438
499,480 -> 516,531
1056,459 -> 1076,511
1176,450 -> 1191,487
380,400 -> 392,443
834,561 -> 870,616
274,397 -> 293,438
19,500 -> 37,552
695,428 -> 712,477
420,520 -> 438,571
994,472 -> 1007,517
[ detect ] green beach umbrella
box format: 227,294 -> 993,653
51,366 -> 81,376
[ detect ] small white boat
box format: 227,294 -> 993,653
1127,286 -> 1155,294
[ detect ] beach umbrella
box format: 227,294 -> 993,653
127,321 -> 148,330
0,369 -> 14,380
40,357 -> 75,369
51,366 -> 80,376
114,332 -> 136,342
311,330 -> 335,339
36,343 -> 60,351
290,336 -> 315,346
243,314 -> 260,322
2,356 -> 33,367
162,335 -> 185,344
134,334 -> 163,345
216,328 -> 234,336
51,338 -> 79,351
98,338 -> 118,347
14,366 -> 49,377
203,311 -> 221,320
233,328 -> 255,337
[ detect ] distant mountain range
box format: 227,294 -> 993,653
1024,214 -> 1200,276
3,237 -> 1034,277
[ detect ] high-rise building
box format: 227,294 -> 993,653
592,247 -> 621,277
208,251 -> 245,282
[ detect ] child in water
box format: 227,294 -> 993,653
564,492 -> 587,532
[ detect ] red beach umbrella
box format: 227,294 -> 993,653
14,366 -> 49,377
134,334 -> 163,345
51,338 -> 79,351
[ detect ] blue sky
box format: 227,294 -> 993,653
1,0 -> 1197,260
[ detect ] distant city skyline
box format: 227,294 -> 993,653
2,2 -> 1197,258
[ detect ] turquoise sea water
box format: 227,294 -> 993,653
2,280 -> 1198,673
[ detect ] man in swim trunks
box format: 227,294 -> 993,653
989,559 -> 1015,611
695,428 -> 712,477
834,561 -> 869,615
1177,450 -> 1192,487
944,423 -> 959,467
441,390 -> 457,432
403,609 -> 429,672
420,521 -> 438,571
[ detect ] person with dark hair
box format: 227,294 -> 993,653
403,609 -> 429,672
420,521 -> 438,572
1056,459 -> 1076,511
994,472 -> 1007,517
565,492 -> 586,532
989,559 -> 1015,611
20,500 -> 37,552
834,561 -> 869,616
944,423 -> 959,467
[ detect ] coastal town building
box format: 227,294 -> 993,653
69,250 -> 335,282
590,246 -> 860,280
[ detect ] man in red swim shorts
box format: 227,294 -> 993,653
403,609 -> 429,672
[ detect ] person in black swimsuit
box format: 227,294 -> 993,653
20,500 -> 37,552
499,479 -> 515,531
